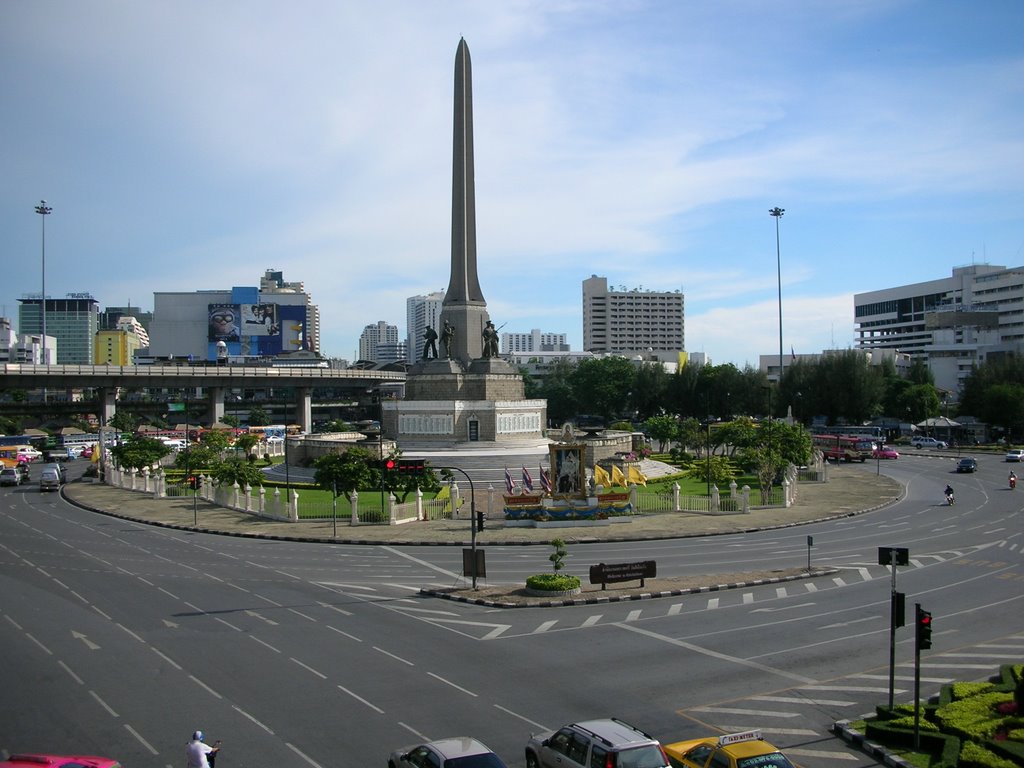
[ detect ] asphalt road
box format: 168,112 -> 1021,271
0,455 -> 1021,768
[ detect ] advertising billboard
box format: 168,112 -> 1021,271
208,304 -> 241,341
241,303 -> 280,337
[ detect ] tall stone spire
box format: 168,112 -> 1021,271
440,38 -> 489,364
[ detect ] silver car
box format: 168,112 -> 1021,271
389,737 -> 507,768
526,719 -> 669,768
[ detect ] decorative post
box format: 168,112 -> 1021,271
414,487 -> 424,521
244,484 -> 252,512
259,486 -> 266,515
672,482 -> 680,512
782,477 -> 791,507
451,482 -> 462,517
289,490 -> 299,522
349,490 -> 359,525
742,486 -> 751,513
388,493 -> 397,525
711,485 -> 721,513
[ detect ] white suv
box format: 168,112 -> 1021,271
911,436 -> 947,449
526,719 -> 669,768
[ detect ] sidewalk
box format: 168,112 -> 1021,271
62,463 -> 902,546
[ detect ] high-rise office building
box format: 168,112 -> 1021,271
94,316 -> 149,365
855,264 -> 1024,395
100,305 -> 153,335
501,329 -> 570,354
582,275 -> 685,356
18,295 -> 99,364
149,269 -> 321,361
358,321 -> 400,363
405,292 -> 444,364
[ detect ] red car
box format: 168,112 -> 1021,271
872,445 -> 900,459
1,755 -> 121,768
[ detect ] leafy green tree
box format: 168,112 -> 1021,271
539,358 -> 578,426
175,444 -> 220,470
313,447 -> 377,510
715,417 -> 760,457
979,383 -> 1024,442
234,433 -> 259,456
631,362 -> 670,420
109,434 -> 170,470
221,414 -> 241,428
676,417 -> 703,453
642,414 -> 678,452
200,429 -> 231,452
211,457 -> 265,488
247,405 -> 271,427
109,410 -> 138,433
571,357 -> 636,422
685,455 -> 736,486
518,366 -> 541,400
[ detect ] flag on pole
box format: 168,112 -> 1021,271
627,465 -> 648,486
791,345 -> 796,362
539,466 -> 552,493
505,467 -> 514,494
611,464 -> 627,487
593,464 -> 611,487
522,466 -> 534,491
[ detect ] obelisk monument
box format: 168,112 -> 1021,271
387,40 -> 546,454
438,37 -> 490,365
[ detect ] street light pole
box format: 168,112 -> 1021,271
438,465 -> 480,589
769,206 -> 785,382
35,200 -> 52,367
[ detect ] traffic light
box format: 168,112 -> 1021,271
915,605 -> 933,650
384,458 -> 396,471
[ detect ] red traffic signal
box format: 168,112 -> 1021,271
915,604 -> 933,650
384,458 -> 396,470
397,459 -> 426,474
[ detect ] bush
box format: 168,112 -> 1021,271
959,740 -> 1018,768
525,574 -> 581,592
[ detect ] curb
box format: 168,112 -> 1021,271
419,567 -> 840,609
832,721 -> 916,768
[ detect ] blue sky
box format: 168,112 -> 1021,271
2,1 -> 1022,366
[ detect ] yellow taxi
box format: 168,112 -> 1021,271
664,729 -> 796,768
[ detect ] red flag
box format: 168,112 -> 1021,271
539,466 -> 552,493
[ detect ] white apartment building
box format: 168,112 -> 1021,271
0,317 -> 53,364
406,292 -> 444,364
358,321 -> 400,363
582,275 -> 684,356
855,264 -> 1024,396
501,329 -> 570,354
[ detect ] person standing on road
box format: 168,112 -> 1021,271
187,730 -> 221,768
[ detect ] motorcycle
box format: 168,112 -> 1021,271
1010,474 -> 1017,490
945,490 -> 955,505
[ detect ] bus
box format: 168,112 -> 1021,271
818,425 -> 886,442
812,434 -> 874,462
0,445 -> 39,467
248,424 -> 287,441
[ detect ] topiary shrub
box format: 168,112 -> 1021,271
526,573 -> 581,592
524,539 -> 581,592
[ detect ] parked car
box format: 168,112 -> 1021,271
956,457 -> 978,473
0,755 -> 121,768
872,445 -> 900,459
911,436 -> 947,449
389,738 -> 507,768
664,729 -> 795,768
526,719 -> 669,768
1005,449 -> 1024,462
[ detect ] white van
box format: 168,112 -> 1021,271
39,466 -> 64,492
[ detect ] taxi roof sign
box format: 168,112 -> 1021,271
717,730 -> 762,746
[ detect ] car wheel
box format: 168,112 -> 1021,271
526,752 -> 539,768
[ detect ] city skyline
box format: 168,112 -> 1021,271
2,2 -> 1022,366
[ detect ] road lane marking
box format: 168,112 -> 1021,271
374,646 -> 415,665
613,623 -> 817,684
494,704 -> 548,731
337,684 -> 384,713
427,672 -> 478,696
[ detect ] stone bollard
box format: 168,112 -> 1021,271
349,491 -> 359,525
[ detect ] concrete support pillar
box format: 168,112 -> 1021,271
208,387 -> 225,425
97,387 -> 117,425
295,387 -> 312,434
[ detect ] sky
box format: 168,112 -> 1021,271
2,1 -> 1022,367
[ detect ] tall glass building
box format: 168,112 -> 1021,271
18,295 -> 99,364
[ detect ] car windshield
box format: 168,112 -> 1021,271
613,746 -> 668,768
446,753 -> 507,768
736,753 -> 795,768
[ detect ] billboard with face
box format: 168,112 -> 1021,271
208,304 -> 241,341
241,303 -> 280,337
